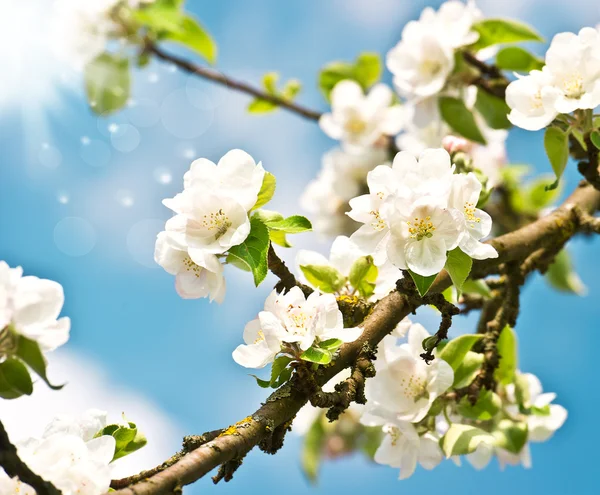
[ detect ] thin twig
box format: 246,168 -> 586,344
267,244 -> 312,296
147,44 -> 322,122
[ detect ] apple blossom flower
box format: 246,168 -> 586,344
154,231 -> 226,302
0,261 -> 70,355
418,0 -> 483,49
506,70 -> 559,131
300,147 -> 389,237
296,235 -> 402,300
319,81 -> 404,150
232,287 -> 362,368
363,322 -> 453,424
543,28 -> 600,114
448,173 -> 498,260
0,410 -> 116,495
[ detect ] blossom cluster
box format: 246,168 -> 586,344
506,27 -> 600,130
0,410 -> 116,495
348,148 -> 497,277
302,1 -> 509,237
0,261 -> 70,356
155,150 -> 267,302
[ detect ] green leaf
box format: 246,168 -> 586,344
361,426 -> 384,460
457,390 -> 502,420
163,15 -> 217,65
471,19 -> 544,50
253,173 -> 276,210
453,351 -> 484,388
544,126 -> 569,190
269,230 -> 292,248
348,256 -> 378,298
494,326 -> 517,385
409,271 -> 438,297
248,99 -> 278,114
248,73 -> 302,114
266,215 -> 312,234
492,420 -> 528,454
85,54 -> 130,115
591,131 -> 600,150
514,372 -> 531,409
462,280 -> 492,299
270,356 -> 293,386
444,248 -> 473,296
495,46 -> 545,72
318,52 -> 382,102
300,347 -> 332,365
439,334 -> 483,371
544,249 -> 587,295
0,358 -> 33,400
133,6 -> 183,33
228,217 -> 270,286
97,421 -> 147,461
250,374 -> 271,388
440,424 -> 495,457
301,415 -> 326,483
300,265 -> 345,293
524,176 -> 561,212
16,336 -> 64,390
474,89 -> 511,130
319,338 -> 343,351
439,97 -> 486,144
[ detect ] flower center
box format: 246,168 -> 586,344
562,73 -> 584,98
182,257 -> 204,278
254,330 -> 265,344
383,425 -> 402,446
369,210 -> 387,231
531,90 -> 543,109
463,202 -> 481,224
344,116 -> 367,135
202,209 -> 232,240
420,58 -> 442,77
407,216 -> 436,241
399,373 -> 429,402
287,305 -> 313,335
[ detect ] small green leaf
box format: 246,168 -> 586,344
348,256 -> 378,298
300,265 -> 345,293
544,249 -> 587,295
494,326 -> 517,385
247,99 -> 278,114
495,46 -> 545,72
444,248 -> 473,296
270,356 -> 293,386
492,420 -> 528,454
97,421 -> 147,461
523,176 -> 561,212
248,73 -> 302,114
228,217 -> 270,286
453,351 -> 484,388
457,390 -> 502,420
253,172 -> 277,211
514,372 -> 531,409
471,19 -> 544,50
462,280 -> 492,299
544,126 -> 569,190
439,97 -> 487,144
164,15 -> 217,64
300,347 -> 332,365
16,335 -> 64,390
440,424 -> 495,457
318,52 -> 382,102
439,334 -> 483,371
0,358 -> 33,400
408,270 -> 438,297
319,338 -> 343,351
354,52 -> 382,88
266,215 -> 312,234
591,131 -> 600,150
250,374 -> 271,388
269,230 -> 292,248
474,89 -> 511,130
85,53 -> 130,115
301,415 -> 326,483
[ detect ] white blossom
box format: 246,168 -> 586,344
448,173 -> 498,260
154,232 -> 225,302
0,410 -> 116,495
232,287 -> 362,368
418,0 -> 483,48
506,70 -> 559,131
319,81 -> 404,149
296,235 -> 401,300
0,262 -> 70,353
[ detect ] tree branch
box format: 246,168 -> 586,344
0,420 -> 61,495
147,44 -> 323,122
108,182 -> 600,495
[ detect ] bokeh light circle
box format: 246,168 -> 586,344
126,219 -> 164,268
54,217 -> 97,257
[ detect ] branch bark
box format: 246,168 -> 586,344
109,182 -> 600,495
147,44 -> 323,122
0,420 -> 61,495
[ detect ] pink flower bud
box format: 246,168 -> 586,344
442,135 -> 471,154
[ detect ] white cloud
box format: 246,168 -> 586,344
1,350 -> 182,479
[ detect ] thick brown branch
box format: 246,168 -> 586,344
0,421 -> 61,495
109,183 -> 600,495
147,44 -> 322,122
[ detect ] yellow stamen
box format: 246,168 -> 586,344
202,209 -> 232,240
407,216 -> 436,241
463,202 -> 481,224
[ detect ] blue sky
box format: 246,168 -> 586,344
1,0 -> 599,493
